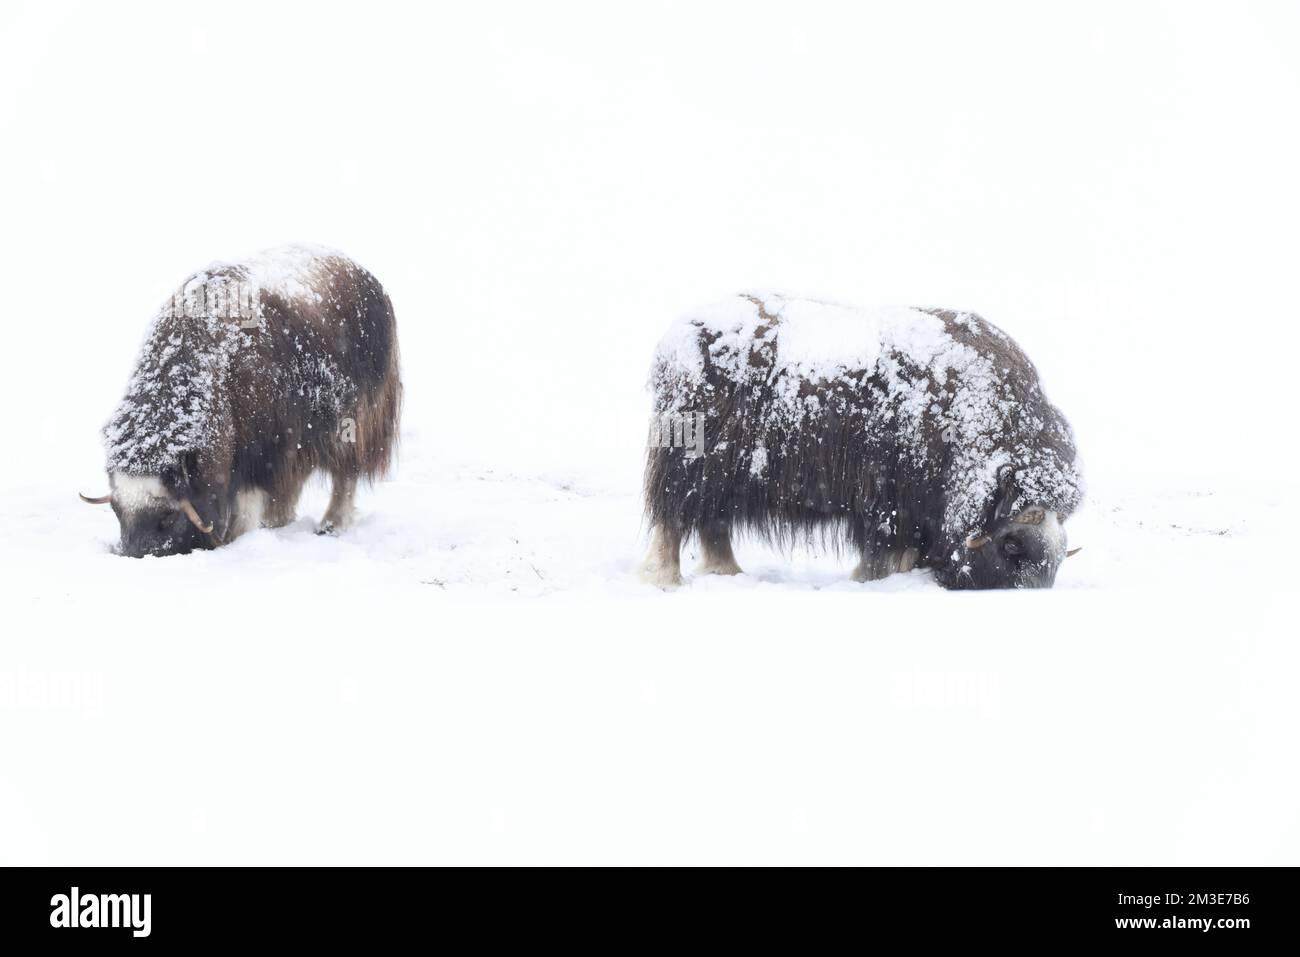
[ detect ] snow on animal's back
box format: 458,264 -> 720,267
158,244 -> 363,331
211,243 -> 354,308
655,292 -> 995,388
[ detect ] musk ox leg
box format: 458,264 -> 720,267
222,488 -> 269,541
850,554 -> 886,583
317,471 -> 357,535
640,524 -> 683,588
850,546 -> 920,582
263,478 -> 306,529
696,522 -> 743,576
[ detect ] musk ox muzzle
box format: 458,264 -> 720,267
115,505 -> 215,559
82,474 -> 218,558
956,507 -> 1081,590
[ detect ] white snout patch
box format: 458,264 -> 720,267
110,473 -> 169,511
1040,509 -> 1067,560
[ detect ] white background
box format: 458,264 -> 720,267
1,1 -> 1297,864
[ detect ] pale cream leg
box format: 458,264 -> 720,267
317,473 -> 357,534
640,524 -> 683,588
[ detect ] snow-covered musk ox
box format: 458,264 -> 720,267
81,245 -> 401,557
642,294 -> 1083,589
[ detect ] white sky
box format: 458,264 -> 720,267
2,1 -> 1297,489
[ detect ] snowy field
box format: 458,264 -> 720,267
2,2 -> 1299,864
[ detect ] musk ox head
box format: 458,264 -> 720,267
953,506 -> 1080,589
81,453 -> 225,558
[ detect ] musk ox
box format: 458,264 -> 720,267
81,245 -> 401,557
642,293 -> 1083,589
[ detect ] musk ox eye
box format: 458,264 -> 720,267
1002,535 -> 1024,556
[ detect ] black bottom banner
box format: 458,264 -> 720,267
0,866 -> 1293,947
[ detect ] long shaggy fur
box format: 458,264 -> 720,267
644,296 -> 1081,583
103,246 -> 401,546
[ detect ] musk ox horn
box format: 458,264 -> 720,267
79,493 -> 112,505
179,499 -> 213,534
1066,547 -> 1082,558
965,535 -> 991,549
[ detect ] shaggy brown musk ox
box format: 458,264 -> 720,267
81,245 -> 401,557
642,293 -> 1082,589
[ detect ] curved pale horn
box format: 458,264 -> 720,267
1065,547 -> 1082,558
965,535 -> 991,549
79,493 -> 112,505
179,499 -> 214,534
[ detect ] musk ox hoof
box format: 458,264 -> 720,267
851,548 -> 919,582
316,507 -> 356,536
848,562 -> 874,583
696,558 -> 743,576
639,564 -> 683,589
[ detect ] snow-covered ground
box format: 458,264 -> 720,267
2,2 -> 1298,864
3,435 -> 1294,864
